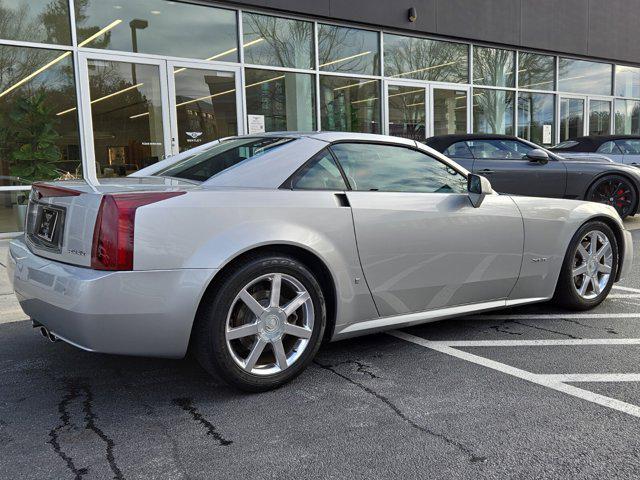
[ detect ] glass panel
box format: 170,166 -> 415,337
383,34 -> 468,83
473,88 -> 514,135
75,0 -> 238,61
292,150 -> 347,190
0,190 -> 30,233
319,76 -> 380,133
616,65 -> 640,98
387,85 -> 426,140
518,52 -> 555,91
473,46 -> 515,87
433,89 -> 467,136
87,59 -> 164,177
318,24 -> 379,75
558,58 -> 612,95
589,100 -> 611,136
0,45 -> 81,187
0,0 -> 71,44
242,13 -> 313,69
157,137 -> 292,182
245,69 -> 316,132
172,67 -> 237,153
597,141 -> 621,154
517,92 -> 555,146
331,143 -> 467,193
559,97 -> 584,142
614,99 -> 640,135
444,142 -> 473,159
617,139 -> 640,154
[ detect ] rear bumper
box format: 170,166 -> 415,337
8,237 -> 216,358
617,229 -> 634,281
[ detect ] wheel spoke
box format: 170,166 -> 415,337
577,244 -> 589,261
283,291 -> 310,317
573,264 -> 588,277
589,233 -> 598,255
283,322 -> 313,339
598,263 -> 612,274
227,322 -> 259,340
579,277 -> 590,295
272,339 -> 288,370
239,289 -> 266,318
269,274 -> 282,308
595,241 -> 611,261
244,338 -> 267,371
592,277 -> 602,295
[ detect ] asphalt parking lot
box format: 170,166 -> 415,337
1,219 -> 640,479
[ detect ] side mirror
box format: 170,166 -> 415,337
526,149 -> 549,164
467,173 -> 493,208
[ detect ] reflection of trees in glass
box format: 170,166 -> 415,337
615,101 -> 640,134
0,0 -> 71,44
518,53 -> 554,90
320,79 -> 379,134
474,47 -> 514,87
473,89 -> 513,134
384,36 -> 467,83
72,0 -> 114,49
319,25 -> 378,75
388,89 -> 425,140
243,14 -> 312,68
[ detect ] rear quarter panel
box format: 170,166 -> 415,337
133,189 -> 379,329
508,197 -> 623,301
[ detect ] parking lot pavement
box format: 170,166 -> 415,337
1,227 -> 640,479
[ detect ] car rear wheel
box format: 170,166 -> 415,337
586,175 -> 637,219
553,221 -> 618,310
194,254 -> 326,392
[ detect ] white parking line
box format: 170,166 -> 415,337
427,338 -> 640,347
544,374 -> 640,382
613,285 -> 640,294
607,293 -> 640,298
390,331 -> 640,419
465,313 -> 640,321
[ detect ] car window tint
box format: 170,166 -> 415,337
552,140 -> 579,149
598,141 -> 623,154
616,139 -> 640,154
467,139 -> 534,159
156,137 -> 293,182
330,143 -> 467,194
443,141 -> 474,159
292,150 -> 348,190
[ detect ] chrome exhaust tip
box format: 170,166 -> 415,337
39,326 -> 58,343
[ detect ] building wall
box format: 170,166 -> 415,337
223,0 -> 640,66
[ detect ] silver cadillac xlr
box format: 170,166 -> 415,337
8,132 -> 633,391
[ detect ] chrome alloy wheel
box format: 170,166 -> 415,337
225,273 -> 314,375
572,230 -> 613,300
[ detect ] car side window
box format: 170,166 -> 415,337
330,143 -> 467,194
467,139 -> 535,160
443,141 -> 474,159
616,140 -> 640,155
291,149 -> 348,190
598,141 -> 623,154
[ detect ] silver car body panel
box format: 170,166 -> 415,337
8,132 -> 633,358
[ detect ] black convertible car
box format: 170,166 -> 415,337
425,134 -> 640,218
549,135 -> 640,166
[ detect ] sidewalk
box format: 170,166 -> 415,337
0,240 -> 28,324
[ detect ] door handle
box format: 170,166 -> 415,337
478,169 -> 495,174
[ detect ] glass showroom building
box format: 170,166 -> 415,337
1,0 -> 640,232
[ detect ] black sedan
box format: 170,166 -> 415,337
425,134 -> 640,218
549,135 -> 640,166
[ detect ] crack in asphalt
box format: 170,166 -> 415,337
557,317 -> 619,335
511,321 -> 581,339
172,398 -> 233,446
489,322 -> 523,336
313,360 -> 487,464
49,380 -> 125,480
322,359 -> 381,379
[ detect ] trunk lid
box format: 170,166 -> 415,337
24,177 -> 196,267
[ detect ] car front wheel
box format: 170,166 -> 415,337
586,175 -> 637,218
195,254 -> 326,392
553,221 -> 618,310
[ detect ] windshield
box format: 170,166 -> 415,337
155,137 -> 293,182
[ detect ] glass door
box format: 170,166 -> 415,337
78,52 -> 171,180
588,98 -> 612,136
385,82 -> 427,141
167,61 -> 242,154
559,96 -> 586,142
430,85 -> 469,136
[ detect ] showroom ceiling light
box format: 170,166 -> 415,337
391,61 -> 457,78
174,38 -> 265,74
319,51 -> 371,68
78,19 -> 123,47
0,51 -> 71,99
245,75 -> 285,89
129,111 -> 150,119
92,83 -> 144,104
333,79 -> 377,91
351,96 -> 378,104
175,88 -> 236,108
387,88 -> 424,98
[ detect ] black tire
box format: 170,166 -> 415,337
586,175 -> 637,219
553,221 -> 618,310
194,253 -> 326,392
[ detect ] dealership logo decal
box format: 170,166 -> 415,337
186,131 -> 203,143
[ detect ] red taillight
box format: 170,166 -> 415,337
91,191 -> 185,271
32,182 -> 82,199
